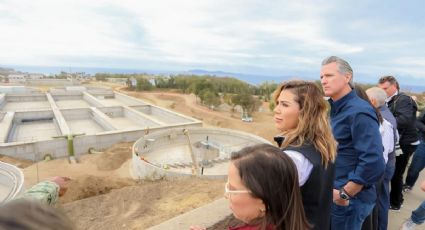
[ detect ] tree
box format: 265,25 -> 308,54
136,78 -> 153,91
258,81 -> 278,102
199,89 -> 221,109
126,78 -> 133,89
231,93 -> 261,116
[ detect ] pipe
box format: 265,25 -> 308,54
183,129 -> 199,175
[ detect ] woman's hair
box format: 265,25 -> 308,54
0,200 -> 74,230
231,144 -> 310,230
354,85 -> 383,124
273,80 -> 337,167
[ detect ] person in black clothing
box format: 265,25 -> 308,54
273,80 -> 337,230
404,110 -> 425,191
378,75 -> 419,211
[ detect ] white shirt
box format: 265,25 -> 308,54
385,91 -> 398,104
380,119 -> 395,164
284,150 -> 313,186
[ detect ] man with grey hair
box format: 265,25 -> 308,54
321,56 -> 384,229
367,87 -> 398,230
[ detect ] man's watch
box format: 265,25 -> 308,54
339,188 -> 352,200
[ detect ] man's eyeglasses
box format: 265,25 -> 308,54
224,182 -> 251,196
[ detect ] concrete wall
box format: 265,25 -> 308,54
123,106 -> 162,128
114,91 -> 147,106
131,105 -> 195,124
0,162 -> 25,202
132,127 -> 270,180
0,94 -> 5,110
0,112 -> 14,143
13,110 -> 54,121
0,123 -> 201,161
52,95 -> 83,101
61,108 -> 91,120
6,94 -> 47,102
90,107 -> 119,131
25,79 -> 77,86
50,89 -> 82,95
0,89 -> 203,161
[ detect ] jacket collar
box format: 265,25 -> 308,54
329,90 -> 356,115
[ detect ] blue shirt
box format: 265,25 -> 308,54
329,90 -> 385,203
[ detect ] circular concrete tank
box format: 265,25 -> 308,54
132,127 -> 271,180
0,162 -> 25,203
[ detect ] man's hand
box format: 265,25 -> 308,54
50,176 -> 71,197
333,189 -> 349,206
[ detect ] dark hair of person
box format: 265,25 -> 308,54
378,75 -> 400,91
231,144 -> 311,230
354,85 -> 383,124
0,200 -> 74,230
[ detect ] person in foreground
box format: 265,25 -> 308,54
0,176 -> 74,230
191,144 -> 310,230
273,80 -> 336,230
17,176 -> 71,206
400,179 -> 425,229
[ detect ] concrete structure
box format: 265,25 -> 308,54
132,127 -> 271,180
0,87 -> 201,161
0,162 -> 24,203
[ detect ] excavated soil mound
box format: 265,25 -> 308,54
62,177 -> 225,230
95,143 -> 133,171
60,175 -> 136,204
0,154 -> 33,168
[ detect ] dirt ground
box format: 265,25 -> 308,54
7,84 -> 279,230
121,89 -> 277,143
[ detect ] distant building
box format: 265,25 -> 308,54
8,74 -> 26,83
74,72 -> 92,80
149,78 -> 156,86
28,74 -> 44,79
106,78 -> 127,85
130,78 -> 137,87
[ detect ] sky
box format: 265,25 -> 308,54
1,0 -> 425,85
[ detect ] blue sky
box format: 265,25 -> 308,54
1,0 -> 425,85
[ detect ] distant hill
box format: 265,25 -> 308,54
0,67 -> 15,74
185,69 -> 306,85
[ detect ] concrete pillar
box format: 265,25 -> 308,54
82,92 -> 104,107
46,93 -> 71,135
45,92 -> 58,109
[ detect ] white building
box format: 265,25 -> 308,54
28,74 -> 44,79
8,74 -> 27,83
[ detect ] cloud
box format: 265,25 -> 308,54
0,0 -> 424,83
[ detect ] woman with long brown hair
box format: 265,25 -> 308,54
273,80 -> 337,230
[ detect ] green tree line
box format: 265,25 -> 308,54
95,73 -> 280,115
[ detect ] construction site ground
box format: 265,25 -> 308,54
1,84 -> 423,230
